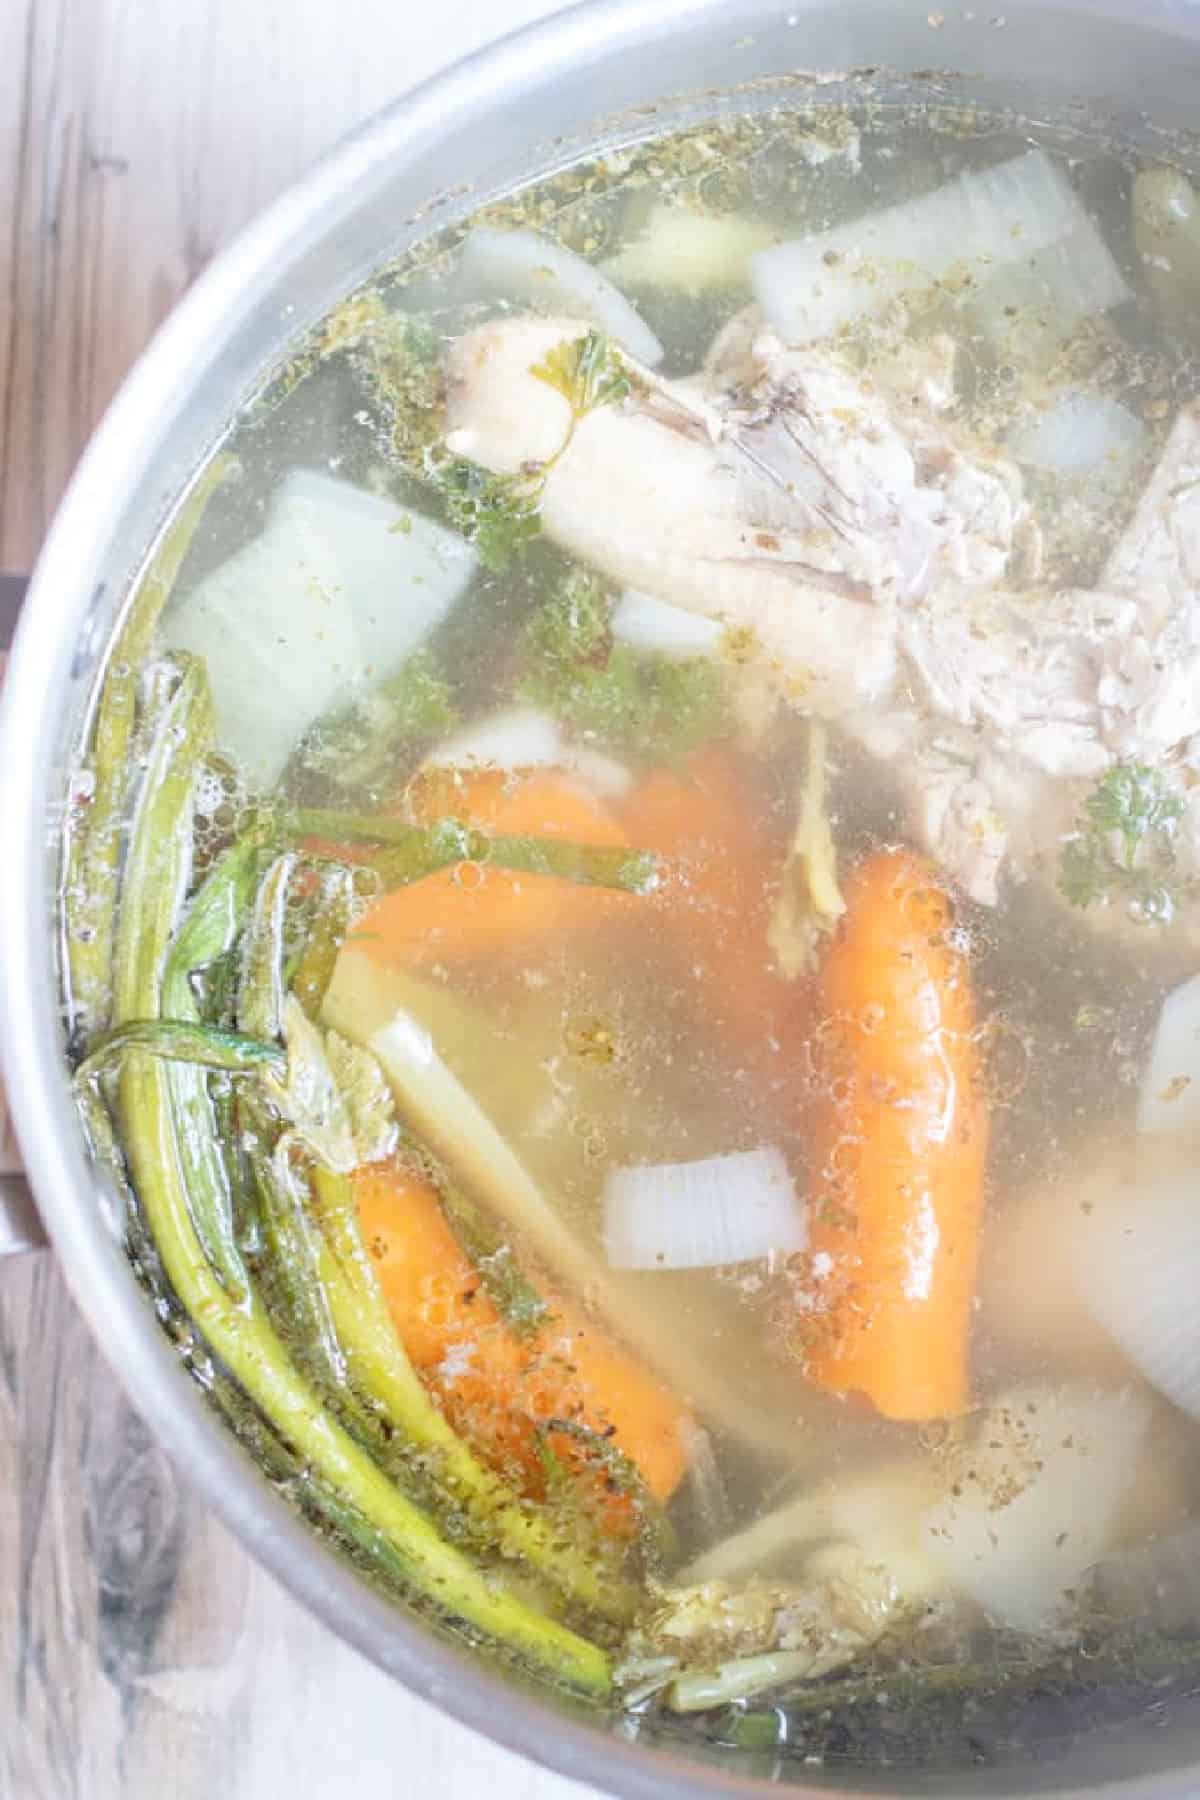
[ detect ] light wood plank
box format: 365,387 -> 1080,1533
0,1254 -> 597,1800
1,2 -> 603,1794
0,0 -> 561,570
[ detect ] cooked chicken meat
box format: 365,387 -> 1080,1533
445,315 -> 899,716
443,314 -> 1200,923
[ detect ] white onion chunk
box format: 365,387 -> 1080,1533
603,1147 -> 806,1272
459,226 -> 664,366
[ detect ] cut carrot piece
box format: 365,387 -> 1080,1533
800,849 -> 988,1421
354,1161 -> 690,1516
352,769 -> 636,966
622,748 -> 800,1056
407,765 -> 628,844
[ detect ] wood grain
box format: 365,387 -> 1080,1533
0,2 -> 599,1795
0,0 -> 561,571
0,1252 -> 595,1800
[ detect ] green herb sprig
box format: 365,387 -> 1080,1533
531,329 -> 633,416
352,311 -> 634,572
1059,762 -> 1188,922
518,566 -> 729,762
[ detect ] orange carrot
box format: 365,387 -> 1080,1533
354,1161 -> 690,1517
800,848 -> 988,1421
622,748 -> 800,1057
351,769 -> 637,966
407,766 -> 629,841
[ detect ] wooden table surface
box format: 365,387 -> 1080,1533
0,5 -> 600,1795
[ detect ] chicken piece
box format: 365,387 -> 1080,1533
443,313 -> 1200,928
900,589 -> 1110,780
446,313 -> 906,712
892,416 -> 1200,912
732,330 -> 1025,599
1104,403 -> 1200,613
703,303 -> 765,388
1099,404 -> 1200,763
902,744 -> 1013,909
444,316 -> 1027,715
706,306 -> 960,419
884,582 -> 1112,900
446,316 -> 899,714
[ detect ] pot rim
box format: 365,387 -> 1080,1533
6,3 -> 1200,1796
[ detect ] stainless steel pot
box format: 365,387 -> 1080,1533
5,1 -> 1200,1792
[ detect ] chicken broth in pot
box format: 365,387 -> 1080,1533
64,100 -> 1200,1772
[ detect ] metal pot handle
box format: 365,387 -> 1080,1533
1,575 -> 48,1253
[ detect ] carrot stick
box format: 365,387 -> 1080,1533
408,766 -> 628,841
353,1161 -> 690,1517
622,748 -> 799,1056
350,770 -> 637,965
800,848 -> 988,1421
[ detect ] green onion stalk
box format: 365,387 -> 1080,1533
64,455 -> 235,1042
97,653 -> 612,1695
288,807 -> 659,896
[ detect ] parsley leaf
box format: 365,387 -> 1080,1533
366,647 -> 459,742
299,647 -> 459,793
352,306 -> 446,467
340,305 -> 541,571
1082,761 -> 1184,859
350,311 -> 634,573
521,564 -> 612,668
425,330 -> 631,572
1059,762 -> 1188,922
518,566 -> 728,762
435,459 -> 543,572
531,329 -> 632,418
